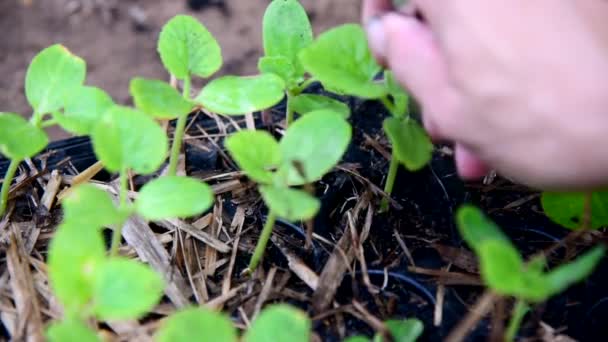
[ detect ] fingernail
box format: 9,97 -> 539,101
366,16 -> 386,59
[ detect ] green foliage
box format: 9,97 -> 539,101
56,86 -> 114,135
135,176 -> 214,221
196,74 -> 286,115
372,319 -> 424,342
157,15 -> 222,79
345,337 -> 371,342
0,112 -> 48,160
383,117 -> 433,171
456,205 -> 509,254
290,94 -> 350,118
258,56 -> 297,86
155,307 -> 237,342
299,24 -> 385,98
25,44 -> 86,116
541,191 -> 608,229
384,71 -> 408,118
46,319 -> 100,342
262,0 -> 313,81
245,305 -> 311,342
62,184 -> 126,227
91,105 -> 168,174
544,246 -> 606,295
259,185 -> 320,221
92,258 -> 165,320
225,130 -> 282,184
130,78 -> 195,119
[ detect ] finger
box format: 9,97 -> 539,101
362,0 -> 393,24
454,144 -> 490,180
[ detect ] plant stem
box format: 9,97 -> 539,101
380,151 -> 399,212
285,92 -> 294,127
294,77 -> 317,94
380,95 -> 396,117
110,168 -> 129,256
505,299 -> 529,342
167,75 -> 192,176
0,159 -> 20,217
248,211 -> 277,272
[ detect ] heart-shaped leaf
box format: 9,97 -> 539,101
25,44 -> 86,115
130,78 -> 195,119
263,0 -> 313,79
226,130 -> 281,184
155,307 -> 238,342
541,191 -> 608,230
373,319 -> 423,342
93,258 -> 164,320
279,110 -> 351,186
259,185 -> 320,222
383,117 -> 432,171
91,106 -> 168,175
135,176 -> 214,221
196,74 -> 285,116
245,304 -> 311,342
62,184 -> 125,228
0,112 -> 48,160
158,15 -> 222,79
299,24 -> 386,99
290,94 -> 350,118
258,56 -> 296,86
544,245 -> 605,298
46,319 -> 101,342
56,86 -> 114,135
48,224 -> 106,314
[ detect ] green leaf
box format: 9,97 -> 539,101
259,185 -> 320,222
345,337 -> 370,342
383,118 -> 432,171
155,307 -> 238,342
258,56 -> 297,86
93,258 -> 165,320
478,240 -> 525,294
130,78 -> 195,119
455,205 -> 511,255
135,176 -> 214,221
278,110 -> 351,186
62,184 -> 125,228
384,319 -> 424,342
91,106 -> 168,175
385,71 -> 408,118
25,44 -> 86,115
48,224 -> 106,314
544,245 -> 605,297
263,0 -> 313,79
225,130 -> 281,184
157,15 -> 222,79
245,304 -> 311,342
299,24 -> 386,98
0,112 -> 48,160
196,74 -> 285,116
56,86 -> 114,135
541,191 -> 608,230
290,94 -> 350,118
46,319 -> 101,342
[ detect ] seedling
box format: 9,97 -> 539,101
226,110 -> 351,271
456,205 -> 606,340
299,24 -> 433,211
541,191 -> 608,230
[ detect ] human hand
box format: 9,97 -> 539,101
363,0 -> 608,189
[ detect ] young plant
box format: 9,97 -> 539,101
456,205 -> 606,341
226,110 -> 351,272
345,318 -> 424,342
298,24 -> 433,211
541,191 -> 608,230
258,0 -> 351,125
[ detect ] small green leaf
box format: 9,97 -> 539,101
130,78 -> 195,119
279,110 -> 351,186
155,307 -> 238,342
93,258 -> 164,320
541,191 -> 608,230
259,185 -> 320,222
345,337 -> 370,342
25,44 -> 86,115
62,184 -> 125,228
544,245 -> 605,297
225,130 -> 281,184
384,319 -> 424,342
478,240 -> 526,295
290,94 -> 350,118
158,15 -> 222,79
56,86 -> 114,135
196,74 -> 285,115
385,71 -> 408,118
0,112 -> 48,160
263,0 -> 313,79
245,304 -> 311,342
135,176 -> 214,221
299,24 -> 386,98
258,56 -> 297,86
46,319 -> 101,342
455,205 -> 511,255
383,118 -> 432,171
48,224 -> 106,314
91,106 -> 168,175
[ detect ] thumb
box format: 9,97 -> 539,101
455,144 -> 490,180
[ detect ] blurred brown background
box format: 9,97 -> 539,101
0,0 -> 361,140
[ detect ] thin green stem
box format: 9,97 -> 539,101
41,118 -> 59,128
294,77 -> 317,94
167,75 -> 192,176
380,95 -> 397,117
110,168 -> 129,256
380,150 -> 399,212
248,211 -> 277,272
505,299 -> 529,342
0,159 -> 20,217
285,92 -> 294,127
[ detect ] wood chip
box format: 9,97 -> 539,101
161,219 -> 230,254
40,170 -> 62,211
272,236 -> 319,291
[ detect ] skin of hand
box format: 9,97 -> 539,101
363,0 -> 608,190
